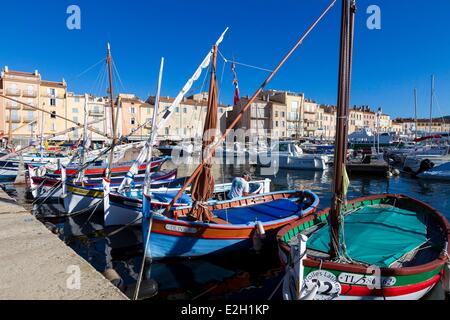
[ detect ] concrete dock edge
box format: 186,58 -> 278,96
0,187 -> 128,300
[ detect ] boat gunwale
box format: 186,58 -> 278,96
277,193 -> 450,276
144,190 -> 320,230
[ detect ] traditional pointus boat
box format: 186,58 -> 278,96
138,21 -> 334,260
278,194 -> 450,300
277,0 -> 450,300
104,178 -> 272,226
29,168 -> 178,201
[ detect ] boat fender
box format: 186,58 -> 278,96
125,279 -> 158,300
256,221 -> 266,238
252,233 -> 263,253
443,257 -> 450,294
103,268 -> 125,292
299,283 -> 319,300
392,168 -> 400,176
386,171 -> 393,178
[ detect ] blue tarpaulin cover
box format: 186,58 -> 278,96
307,205 -> 428,267
214,199 -> 302,224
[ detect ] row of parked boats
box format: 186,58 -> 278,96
2,0 -> 449,300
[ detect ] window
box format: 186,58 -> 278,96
176,107 -> 180,113
50,111 -> 56,119
275,111 -> 279,117
281,112 -> 285,118
130,118 -> 136,125
275,121 -> 279,127
94,105 -> 100,113
50,98 -> 56,106
130,107 -> 136,114
73,116 -> 79,123
183,108 -> 187,114
282,121 -> 285,127
51,123 -> 56,131
74,97 -> 80,103
165,128 -> 170,135
72,108 -> 79,113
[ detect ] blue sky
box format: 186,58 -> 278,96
1,0 -> 449,118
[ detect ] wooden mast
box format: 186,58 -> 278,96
106,43 -> 117,179
163,0 -> 338,216
329,0 -> 355,260
107,43 -> 117,144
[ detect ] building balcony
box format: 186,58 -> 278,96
22,90 -> 37,98
89,110 -> 105,117
6,116 -> 21,123
23,116 -> 36,123
23,104 -> 37,110
6,88 -> 21,96
6,103 -> 21,110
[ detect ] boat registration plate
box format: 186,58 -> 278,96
165,224 -> 198,234
338,272 -> 397,287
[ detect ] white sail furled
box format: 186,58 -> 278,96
117,29 -> 228,193
155,28 -> 228,144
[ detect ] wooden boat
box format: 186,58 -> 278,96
104,179 -> 272,226
62,169 -> 178,213
28,168 -> 178,201
138,22 -> 332,261
277,194 -> 450,300
46,157 -> 167,178
0,160 -> 22,182
277,0 -> 450,301
143,190 -> 319,259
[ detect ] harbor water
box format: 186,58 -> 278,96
4,156 -> 450,300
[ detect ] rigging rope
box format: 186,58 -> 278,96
218,49 -> 274,73
70,58 -> 106,80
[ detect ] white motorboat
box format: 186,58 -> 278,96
257,141 -> 329,170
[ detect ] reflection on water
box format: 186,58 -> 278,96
4,158 -> 450,300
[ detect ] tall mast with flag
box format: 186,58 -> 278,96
232,62 -> 240,106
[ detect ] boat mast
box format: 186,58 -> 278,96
39,103 -> 45,159
144,58 -> 165,194
163,0 -> 338,215
414,88 -> 418,139
429,75 -> 434,135
134,57 -> 164,301
106,43 -> 117,179
329,0 -> 355,260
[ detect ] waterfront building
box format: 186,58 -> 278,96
0,66 -> 67,146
